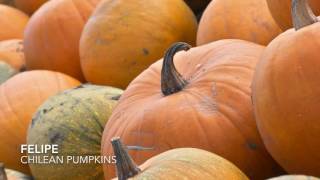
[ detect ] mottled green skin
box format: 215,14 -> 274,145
27,84 -> 123,180
0,61 -> 16,84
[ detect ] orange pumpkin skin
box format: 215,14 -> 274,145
0,70 -> 80,174
197,0 -> 282,46
253,5 -> 320,176
24,0 -> 100,81
266,0 -> 320,30
0,5 -> 29,41
102,40 -> 285,180
14,0 -> 47,14
80,0 -> 197,89
0,39 -> 25,71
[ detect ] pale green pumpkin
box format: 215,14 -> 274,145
27,84 -> 123,180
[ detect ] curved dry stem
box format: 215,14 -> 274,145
292,0 -> 318,30
161,42 -> 191,96
111,137 -> 140,180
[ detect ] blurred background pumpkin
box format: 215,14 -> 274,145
197,0 -> 282,46
24,0 -> 101,81
0,5 -> 28,41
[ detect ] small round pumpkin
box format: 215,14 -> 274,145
13,0 -> 48,15
266,0 -> 320,30
268,175 -> 320,180
0,5 -> 29,41
0,39 -> 25,71
24,0 -> 100,81
0,70 -> 80,174
253,0 -> 320,176
197,0 -> 282,46
102,41 -> 285,179
0,61 -> 16,84
27,84 -> 122,180
110,138 -> 249,180
80,0 -> 197,88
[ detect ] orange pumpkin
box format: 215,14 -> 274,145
0,39 -> 25,71
0,5 -> 29,41
80,0 -> 197,88
14,0 -> 48,14
197,0 -> 282,46
24,0 -> 100,81
253,0 -> 320,176
102,41 -> 285,179
0,70 -> 80,174
110,138 -> 249,180
266,0 -> 320,30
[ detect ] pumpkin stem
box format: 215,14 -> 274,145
111,137 -> 141,180
0,163 -> 8,180
161,42 -> 191,96
292,0 -> 318,30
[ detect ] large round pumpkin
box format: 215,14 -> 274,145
110,138 -> 249,180
266,0 -> 320,30
268,175 -> 320,180
0,5 -> 29,41
0,39 -> 25,71
13,0 -> 48,15
101,40 -> 285,179
197,0 -> 282,46
0,61 -> 16,84
80,0 -> 197,88
27,84 -> 122,180
0,70 -> 80,174
253,0 -> 320,176
24,0 -> 100,81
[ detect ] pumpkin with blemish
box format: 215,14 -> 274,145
268,175 -> 320,180
27,85 -> 123,180
0,5 -> 29,41
110,138 -> 249,180
266,0 -> 320,30
0,70 -> 80,174
0,61 -> 16,84
80,0 -> 197,88
24,0 -> 100,81
253,0 -> 320,176
0,39 -> 25,71
197,0 -> 282,46
101,41 -> 285,179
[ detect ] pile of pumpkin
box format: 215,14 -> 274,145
0,0 -> 319,179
